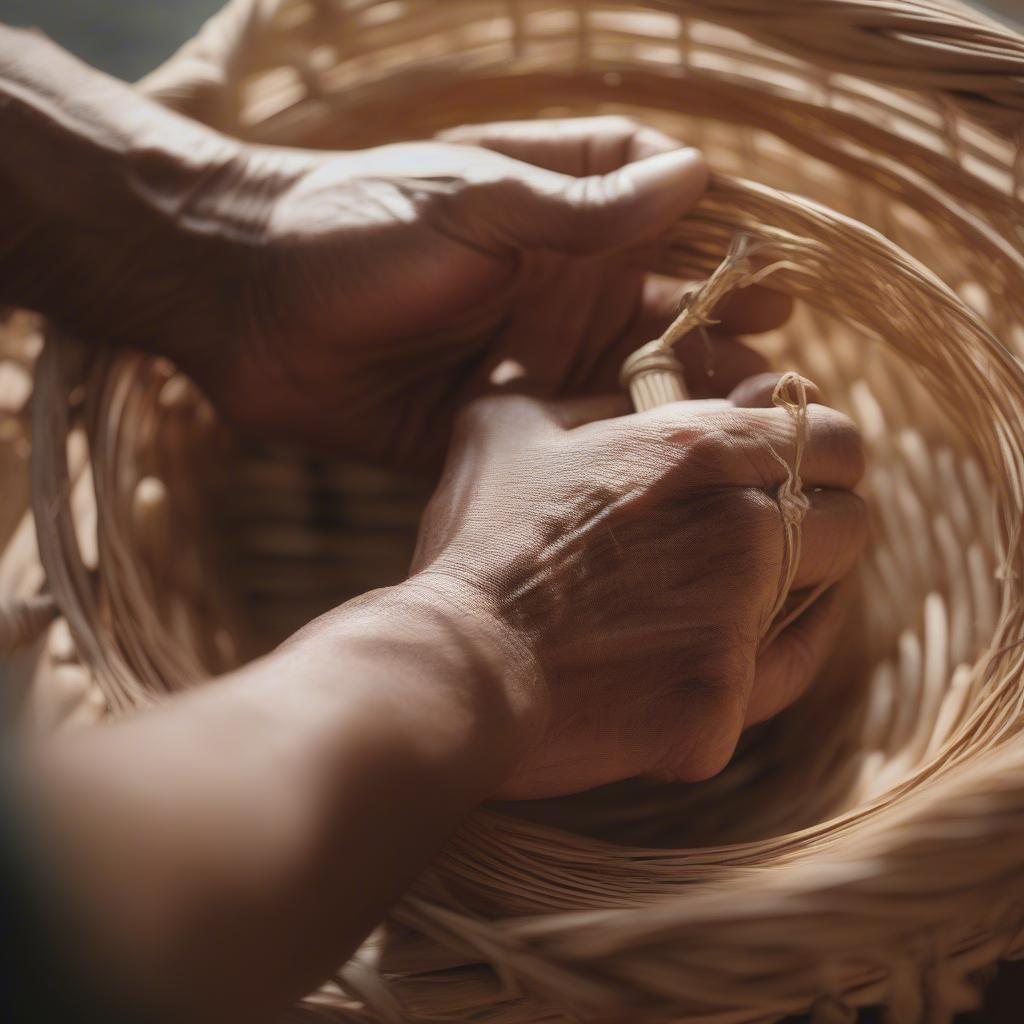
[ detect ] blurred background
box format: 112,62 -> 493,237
1,0 -> 1023,1021
0,0 -> 223,80
0,0 -> 1019,81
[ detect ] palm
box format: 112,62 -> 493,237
207,119 -> 785,469
330,244 -> 650,466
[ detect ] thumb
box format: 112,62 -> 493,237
480,147 -> 708,255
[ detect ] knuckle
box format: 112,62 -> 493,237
659,636 -> 754,782
720,486 -> 781,546
684,425 -> 736,478
679,690 -> 745,781
678,734 -> 740,783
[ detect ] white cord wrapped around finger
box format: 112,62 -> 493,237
621,235 -> 813,644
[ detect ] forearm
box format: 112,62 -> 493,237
0,25 -> 242,353
18,582 -> 539,1023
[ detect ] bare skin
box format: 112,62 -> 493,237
415,379 -> 865,798
0,28 -> 789,467
1,24 -> 865,1024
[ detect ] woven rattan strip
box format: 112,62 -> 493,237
4,0 -> 1024,1021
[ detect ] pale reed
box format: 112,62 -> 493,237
3,0 -> 1024,1020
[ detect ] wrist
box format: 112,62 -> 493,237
295,577 -> 547,776
401,572 -> 546,737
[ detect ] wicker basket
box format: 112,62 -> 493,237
6,0 -> 1024,1020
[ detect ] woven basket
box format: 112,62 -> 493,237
6,0 -> 1024,1020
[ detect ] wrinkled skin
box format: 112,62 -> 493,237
413,374 -> 867,798
163,117 -> 790,466
3,30 -> 873,1022
10,99 -> 792,466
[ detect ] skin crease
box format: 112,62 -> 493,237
0,25 -> 866,1024
1,29 -> 788,469
415,382 -> 866,797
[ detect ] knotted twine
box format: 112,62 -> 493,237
620,234 -> 814,642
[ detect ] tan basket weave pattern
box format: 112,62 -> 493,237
4,0 -> 1024,1020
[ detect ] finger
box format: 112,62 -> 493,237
586,277 -> 771,395
791,489 -> 868,590
467,148 -> 708,255
438,116 -> 681,175
715,286 -> 794,336
745,586 -> 845,725
678,337 -> 772,401
729,371 -> 823,409
634,403 -> 866,490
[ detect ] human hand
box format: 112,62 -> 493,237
159,116 -> 790,467
411,374 -> 866,798
0,36 -> 791,468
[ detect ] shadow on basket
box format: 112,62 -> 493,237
10,0 -> 1024,1021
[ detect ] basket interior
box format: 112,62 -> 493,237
69,2 -> 1019,853
10,5 -> 1024,1019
